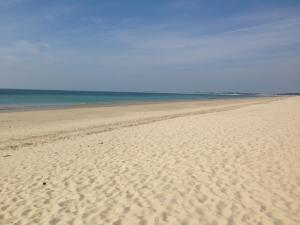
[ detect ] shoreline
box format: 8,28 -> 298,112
0,96 -> 285,153
0,95 -> 273,113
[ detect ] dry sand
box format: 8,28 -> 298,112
0,97 -> 300,225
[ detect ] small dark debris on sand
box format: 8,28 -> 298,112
43,182 -> 47,186
3,155 -> 12,158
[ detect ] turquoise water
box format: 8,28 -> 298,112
0,89 -> 257,110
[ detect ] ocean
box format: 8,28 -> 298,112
0,89 -> 258,110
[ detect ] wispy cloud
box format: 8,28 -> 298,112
95,11 -> 300,69
1,8 -> 299,67
0,40 -> 51,66
0,0 -> 27,9
0,3 -> 299,92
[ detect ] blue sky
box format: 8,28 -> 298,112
0,0 -> 299,93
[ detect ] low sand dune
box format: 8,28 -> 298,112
0,97 -> 300,225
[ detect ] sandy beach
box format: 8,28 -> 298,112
0,96 -> 299,225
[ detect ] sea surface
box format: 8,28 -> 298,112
0,89 -> 258,110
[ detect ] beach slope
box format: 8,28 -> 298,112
0,97 -> 300,225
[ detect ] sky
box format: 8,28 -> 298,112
0,0 -> 299,93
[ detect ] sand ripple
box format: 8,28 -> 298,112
1,97 -> 300,225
